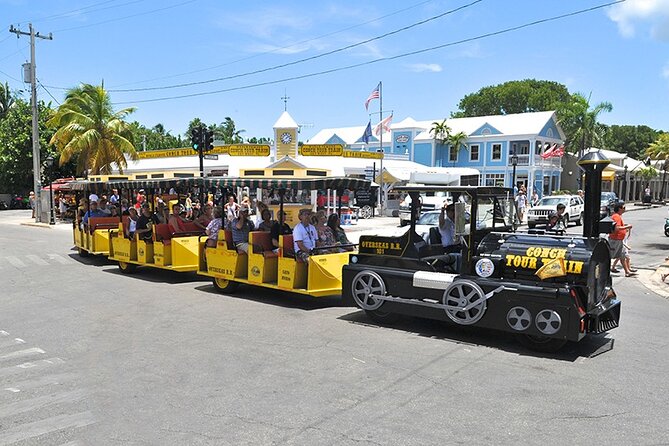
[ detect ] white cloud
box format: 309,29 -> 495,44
406,63 -> 442,73
607,0 -> 669,40
662,61 -> 669,78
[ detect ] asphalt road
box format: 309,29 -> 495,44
0,209 -> 668,445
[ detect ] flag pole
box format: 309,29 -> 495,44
379,81 -> 384,217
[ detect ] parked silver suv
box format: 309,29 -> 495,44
526,195 -> 584,229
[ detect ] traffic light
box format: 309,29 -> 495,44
191,126 -> 203,151
203,128 -> 214,152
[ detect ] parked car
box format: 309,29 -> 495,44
600,191 -> 620,218
526,195 -> 584,229
398,192 -> 451,226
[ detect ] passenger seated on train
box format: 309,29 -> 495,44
314,210 -> 338,254
205,207 -> 223,248
231,205 -> 255,253
81,200 -> 106,228
256,208 -> 275,232
168,203 -> 187,233
437,203 -> 462,272
194,204 -> 213,231
136,203 -> 159,241
327,213 -> 353,251
154,200 -> 169,225
545,203 -> 566,231
271,210 -> 292,250
293,209 -> 317,262
126,207 -> 138,239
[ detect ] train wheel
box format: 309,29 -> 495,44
118,261 -> 137,274
351,271 -> 386,311
359,205 -> 373,219
517,334 -> 568,353
78,247 -> 89,257
442,280 -> 486,325
351,270 -> 399,323
212,277 -> 239,293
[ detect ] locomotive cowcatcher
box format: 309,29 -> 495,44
342,185 -> 621,352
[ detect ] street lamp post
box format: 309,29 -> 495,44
623,165 -> 628,202
46,156 -> 55,225
662,161 -> 668,202
511,152 -> 518,193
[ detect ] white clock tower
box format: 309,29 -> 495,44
273,111 -> 299,159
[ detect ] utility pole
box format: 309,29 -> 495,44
9,24 -> 52,223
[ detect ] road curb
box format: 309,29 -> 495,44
636,265 -> 669,300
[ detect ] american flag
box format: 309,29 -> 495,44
374,113 -> 393,136
364,82 -> 380,110
541,144 -> 565,159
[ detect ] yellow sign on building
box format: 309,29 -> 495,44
299,144 -> 344,156
228,144 -> 271,157
137,146 -> 229,159
342,150 -> 384,160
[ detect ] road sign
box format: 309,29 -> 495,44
343,150 -> 384,160
299,144 -> 343,156
203,154 -> 218,160
227,144 -> 271,156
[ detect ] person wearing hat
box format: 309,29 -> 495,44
81,199 -> 106,228
231,204 -> 255,253
293,208 -> 317,262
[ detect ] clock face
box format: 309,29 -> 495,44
280,132 -> 293,144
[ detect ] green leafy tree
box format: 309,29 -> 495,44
247,136 -> 271,144
129,121 -> 184,150
452,79 -> 572,118
447,131 -> 469,164
0,98 -> 75,193
430,119 -> 450,145
636,166 -> 658,183
0,82 -> 15,120
603,125 -> 660,159
48,84 -> 137,175
556,92 -> 612,156
214,117 -> 245,144
646,133 -> 669,160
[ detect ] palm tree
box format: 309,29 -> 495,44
430,119 -> 450,145
646,133 -> 669,160
0,82 -> 15,120
557,92 -> 612,157
447,131 -> 468,165
48,84 -> 137,175
216,117 -> 245,144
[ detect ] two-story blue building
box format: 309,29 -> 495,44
307,111 -> 565,197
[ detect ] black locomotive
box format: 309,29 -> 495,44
342,166 -> 621,352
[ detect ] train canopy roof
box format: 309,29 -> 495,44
69,176 -> 372,193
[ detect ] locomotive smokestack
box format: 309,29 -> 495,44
577,151 -> 611,238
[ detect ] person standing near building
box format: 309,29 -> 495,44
609,203 -> 636,277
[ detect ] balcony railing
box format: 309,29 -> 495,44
507,155 -> 561,168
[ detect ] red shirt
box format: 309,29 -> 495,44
609,213 -> 626,240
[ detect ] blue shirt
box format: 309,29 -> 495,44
82,209 -> 107,224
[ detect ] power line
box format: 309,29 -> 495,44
37,78 -> 61,105
112,0 -> 625,105
110,0 -> 439,88
108,0 -> 484,92
21,0 -> 146,24
53,0 -> 197,33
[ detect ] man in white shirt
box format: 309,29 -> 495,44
438,204 -> 460,248
293,208 -> 317,262
438,203 -> 462,272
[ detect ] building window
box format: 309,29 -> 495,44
481,128 -> 491,135
492,144 -> 501,160
449,146 -> 458,162
546,128 -> 554,138
470,144 -> 479,161
535,141 -> 543,155
485,173 -> 506,187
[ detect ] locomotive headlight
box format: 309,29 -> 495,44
351,256 -> 358,263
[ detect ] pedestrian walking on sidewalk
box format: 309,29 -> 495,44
609,203 -> 636,277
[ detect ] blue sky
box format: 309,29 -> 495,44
0,0 -> 667,143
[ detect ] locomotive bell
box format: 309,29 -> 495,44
577,151 -> 611,238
